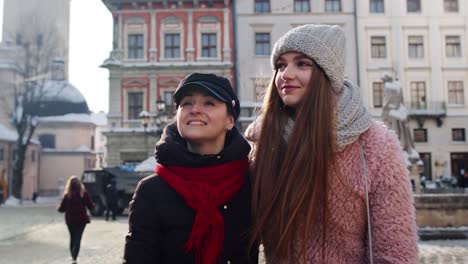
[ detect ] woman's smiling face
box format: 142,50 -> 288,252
275,52 -> 315,109
176,89 -> 233,154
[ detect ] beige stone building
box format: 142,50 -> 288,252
36,114 -> 97,196
0,124 -> 40,200
0,0 -> 102,198
235,0 -> 359,130
356,0 -> 468,182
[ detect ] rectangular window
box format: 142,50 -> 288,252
164,33 -> 180,58
419,153 -> 432,180
370,0 -> 384,13
452,128 -> 466,141
325,0 -> 341,12
410,82 -> 426,109
407,0 -> 421,12
444,0 -> 458,12
201,33 -> 217,58
448,81 -> 464,105
0,148 -> 3,161
413,128 -> 427,142
295,0 -> 310,12
128,34 -> 144,59
408,36 -> 424,59
255,33 -> 270,56
128,92 -> 143,120
255,0 -> 270,13
31,150 -> 36,162
371,36 -> 386,58
164,91 -> 175,113
39,134 -> 56,149
446,36 -> 461,58
372,82 -> 384,108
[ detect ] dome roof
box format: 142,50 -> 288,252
25,80 -> 90,116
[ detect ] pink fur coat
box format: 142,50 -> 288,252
246,121 -> 418,263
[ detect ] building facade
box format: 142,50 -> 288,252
0,0 -> 104,199
36,115 -> 97,196
235,0 -> 359,130
2,0 -> 71,79
0,125 -> 40,200
356,0 -> 468,182
101,0 -> 235,166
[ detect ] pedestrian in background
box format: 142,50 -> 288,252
246,24 -> 418,263
104,179 -> 118,221
58,175 -> 95,264
124,73 -> 258,264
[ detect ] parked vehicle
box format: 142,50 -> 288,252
81,167 -> 150,216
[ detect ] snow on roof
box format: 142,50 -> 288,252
0,124 -> 17,141
39,80 -> 86,103
38,113 -> 94,124
134,156 -> 158,172
90,112 -> 108,126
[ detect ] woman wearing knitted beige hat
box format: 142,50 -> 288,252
246,24 -> 418,263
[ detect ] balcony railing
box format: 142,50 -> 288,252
406,101 -> 446,117
406,101 -> 446,127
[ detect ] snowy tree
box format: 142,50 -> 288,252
0,12 -> 66,200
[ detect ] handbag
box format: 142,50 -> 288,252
359,143 -> 373,264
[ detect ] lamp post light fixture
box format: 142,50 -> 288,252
138,110 -> 150,133
138,99 -> 172,137
156,99 -> 166,113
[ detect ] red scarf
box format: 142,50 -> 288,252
155,158 -> 249,264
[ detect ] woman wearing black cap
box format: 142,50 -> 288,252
123,73 -> 258,264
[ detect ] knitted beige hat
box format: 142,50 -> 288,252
271,24 -> 346,92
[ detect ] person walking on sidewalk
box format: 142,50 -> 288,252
124,73 -> 258,264
104,179 -> 118,221
58,175 -> 95,264
246,24 -> 418,263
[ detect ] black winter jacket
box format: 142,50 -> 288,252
123,123 -> 258,264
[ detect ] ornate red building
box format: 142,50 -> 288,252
101,0 -> 235,166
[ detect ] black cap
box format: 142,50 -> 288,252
173,73 -> 240,120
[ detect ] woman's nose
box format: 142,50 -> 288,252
281,65 -> 295,80
189,102 -> 202,113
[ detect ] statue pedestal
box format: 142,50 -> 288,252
410,163 -> 421,193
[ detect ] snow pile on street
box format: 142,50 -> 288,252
3,195 -> 60,207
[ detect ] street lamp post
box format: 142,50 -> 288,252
138,110 -> 150,133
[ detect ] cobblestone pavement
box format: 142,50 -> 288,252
0,205 -> 127,264
1,205 -> 468,264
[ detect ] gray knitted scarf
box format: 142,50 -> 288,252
283,80 -> 372,151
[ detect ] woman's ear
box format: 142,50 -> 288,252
226,115 -> 234,131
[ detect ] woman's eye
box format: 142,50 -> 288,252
275,63 -> 286,70
180,101 -> 192,107
205,101 -> 215,106
298,61 -> 312,67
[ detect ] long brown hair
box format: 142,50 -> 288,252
63,175 -> 85,198
249,62 -> 336,261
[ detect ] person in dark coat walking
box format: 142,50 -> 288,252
58,175 -> 95,264
104,179 -> 118,221
123,73 -> 258,264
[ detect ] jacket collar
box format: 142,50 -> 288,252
155,122 -> 251,168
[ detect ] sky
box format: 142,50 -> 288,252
0,0 -> 113,113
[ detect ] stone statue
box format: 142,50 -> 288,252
381,75 -> 423,192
